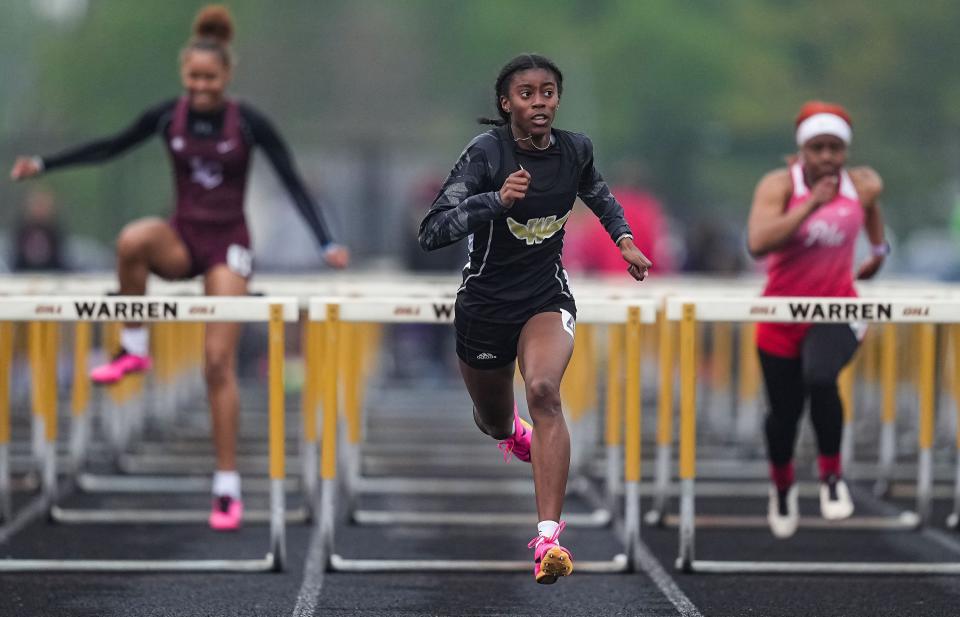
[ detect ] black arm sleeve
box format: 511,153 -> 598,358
41,100 -> 174,171
575,135 -> 633,244
241,104 -> 334,248
418,135 -> 507,251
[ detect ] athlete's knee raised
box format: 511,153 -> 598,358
116,224 -> 151,261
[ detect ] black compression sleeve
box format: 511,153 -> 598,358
41,100 -> 174,171
241,104 -> 334,248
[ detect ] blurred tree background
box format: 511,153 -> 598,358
2,0 -> 959,270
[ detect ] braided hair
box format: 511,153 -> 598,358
478,54 -> 563,126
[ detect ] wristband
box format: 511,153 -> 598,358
871,241 -> 890,257
32,156 -> 45,173
615,233 -> 634,247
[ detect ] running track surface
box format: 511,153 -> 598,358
2,386 -> 960,616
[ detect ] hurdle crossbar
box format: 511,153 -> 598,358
668,296 -> 960,575
309,296 -> 655,573
0,296 -> 297,573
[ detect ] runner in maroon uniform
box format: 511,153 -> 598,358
10,5 -> 348,530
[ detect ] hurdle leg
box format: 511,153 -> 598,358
839,362 -> 856,475
623,307 -> 642,569
0,322 -> 12,521
676,304 -> 697,572
949,325 -> 960,528
916,323 -> 936,525
69,322 -> 92,471
874,324 -> 898,497
604,325 -> 624,512
41,322 -> 59,505
342,323 -> 362,518
268,305 -> 287,571
300,319 -> 320,521
320,306 -> 340,561
646,309 -> 674,526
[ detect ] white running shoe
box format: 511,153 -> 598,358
768,484 -> 799,539
820,475 -> 854,520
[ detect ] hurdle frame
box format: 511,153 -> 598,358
669,296 -> 960,575
0,296 -> 296,573
310,296 -> 654,573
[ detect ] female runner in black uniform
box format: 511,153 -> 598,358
10,5 -> 348,530
419,54 -> 651,583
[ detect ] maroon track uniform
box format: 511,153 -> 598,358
38,97 -> 336,278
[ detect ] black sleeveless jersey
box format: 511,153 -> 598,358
419,126 -> 632,323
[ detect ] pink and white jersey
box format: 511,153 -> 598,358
757,162 -> 864,357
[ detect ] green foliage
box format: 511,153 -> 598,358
3,0 -> 959,243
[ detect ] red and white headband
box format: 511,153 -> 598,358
796,112 -> 852,147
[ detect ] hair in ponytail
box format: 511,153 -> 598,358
181,4 -> 235,68
477,54 -> 563,126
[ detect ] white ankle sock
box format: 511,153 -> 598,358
537,520 -> 559,538
212,470 -> 241,499
120,327 -> 149,356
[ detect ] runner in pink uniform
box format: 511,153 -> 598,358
747,101 -> 888,538
10,5 -> 348,531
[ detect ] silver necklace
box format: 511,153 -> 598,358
514,131 -> 553,151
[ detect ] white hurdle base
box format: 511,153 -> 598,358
50,505 -> 308,524
663,511 -> 920,530
680,559 -> 960,575
0,556 -> 278,573
352,508 -> 610,527
330,552 -> 628,573
77,473 -> 300,494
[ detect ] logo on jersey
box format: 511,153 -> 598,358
217,140 -> 237,154
804,220 -> 846,248
171,137 -> 185,152
476,352 -> 498,361
190,156 -> 224,190
506,211 -> 571,246
559,308 -> 575,339
226,244 -> 253,278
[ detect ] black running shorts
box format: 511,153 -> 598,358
455,295 -> 576,370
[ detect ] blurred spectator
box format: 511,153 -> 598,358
682,216 -> 747,274
10,188 -> 67,271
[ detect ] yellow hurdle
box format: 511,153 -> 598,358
874,323 -> 899,496
624,308 -> 642,484
712,322 -> 733,391
269,305 -> 285,482
917,323 -> 937,523
0,323 -> 12,446
604,325 -> 624,449
678,303 -> 697,570
343,324 -> 362,446
71,323 -> 91,417
321,305 -> 340,481
951,325 -> 960,452
646,308 -> 676,524
301,321 -> 319,449
0,322 -> 11,521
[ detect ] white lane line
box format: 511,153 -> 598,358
633,539 -> 704,617
291,520 -> 327,617
0,495 -> 51,545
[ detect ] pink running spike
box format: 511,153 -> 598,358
528,521 -> 574,584
497,405 -> 532,463
90,351 -> 152,384
209,496 -> 243,531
